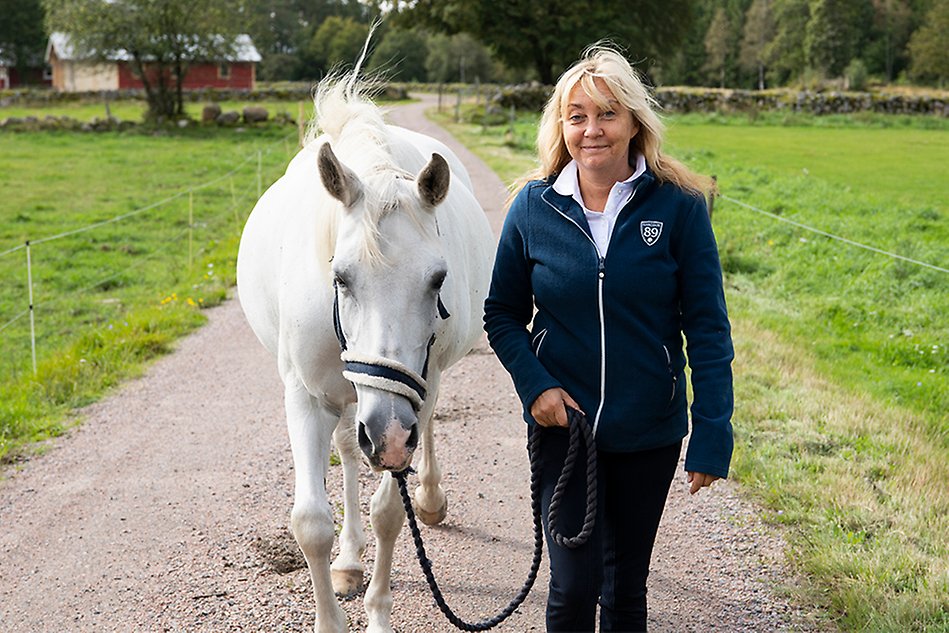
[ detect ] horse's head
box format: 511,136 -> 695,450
319,142 -> 451,472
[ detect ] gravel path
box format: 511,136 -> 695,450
0,96 -> 822,632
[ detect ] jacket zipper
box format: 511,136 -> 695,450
541,193 -> 607,437
593,256 -> 607,437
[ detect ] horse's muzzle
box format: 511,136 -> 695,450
357,408 -> 419,472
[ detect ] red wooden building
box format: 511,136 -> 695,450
45,33 -> 260,92
0,49 -> 51,89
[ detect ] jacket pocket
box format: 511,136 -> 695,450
662,344 -> 678,403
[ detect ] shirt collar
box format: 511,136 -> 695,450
552,153 -> 647,202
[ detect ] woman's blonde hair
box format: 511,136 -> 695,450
514,43 -> 713,197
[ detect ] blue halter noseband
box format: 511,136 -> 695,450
332,279 -> 450,411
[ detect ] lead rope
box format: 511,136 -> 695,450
393,407 -> 596,631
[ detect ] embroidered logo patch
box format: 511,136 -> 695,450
640,220 -> 663,246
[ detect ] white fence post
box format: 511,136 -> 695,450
26,241 -> 37,376
1,135 -> 297,374
188,192 -> 194,270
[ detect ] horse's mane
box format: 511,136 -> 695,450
304,73 -> 432,265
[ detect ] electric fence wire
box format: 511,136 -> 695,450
0,136 -> 289,340
0,129 -> 297,259
719,194 -> 949,274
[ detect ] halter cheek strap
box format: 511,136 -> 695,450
333,280 -> 450,412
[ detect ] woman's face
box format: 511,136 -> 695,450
562,78 -> 639,182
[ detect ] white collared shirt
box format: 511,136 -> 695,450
552,154 -> 647,257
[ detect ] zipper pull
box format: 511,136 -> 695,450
598,257 -> 605,279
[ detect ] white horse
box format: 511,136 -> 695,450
236,76 -> 495,633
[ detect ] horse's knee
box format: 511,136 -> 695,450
333,412 -> 360,460
369,480 -> 404,542
291,502 -> 335,558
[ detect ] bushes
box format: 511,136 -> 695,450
491,82 -> 552,111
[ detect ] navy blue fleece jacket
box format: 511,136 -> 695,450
483,170 -> 734,478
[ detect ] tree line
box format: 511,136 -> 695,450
4,0 -> 945,99
247,0 -> 947,88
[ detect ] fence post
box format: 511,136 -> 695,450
230,178 -> 240,228
438,84 -> 443,113
455,87 -> 462,123
257,150 -> 262,199
188,192 -> 194,270
708,175 -> 717,220
26,241 -> 37,376
505,105 -> 516,145
298,101 -> 305,148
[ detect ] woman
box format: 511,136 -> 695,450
483,44 -> 734,632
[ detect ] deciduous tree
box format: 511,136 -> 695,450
704,8 -> 732,88
398,0 -> 693,84
248,0 -> 371,81
307,15 -> 370,77
804,0 -> 865,77
425,33 -> 493,83
0,0 -> 46,78
368,28 -> 429,82
869,0 -> 913,82
907,0 -> 949,84
764,0 -> 809,83
740,0 -> 776,88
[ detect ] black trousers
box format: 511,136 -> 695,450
531,426 -> 681,632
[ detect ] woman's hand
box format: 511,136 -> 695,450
530,388 -> 582,427
687,472 -> 720,495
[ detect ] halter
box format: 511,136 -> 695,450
333,279 -> 450,411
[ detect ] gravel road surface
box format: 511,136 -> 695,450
0,95 -> 821,632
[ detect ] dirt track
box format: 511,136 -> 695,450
0,96 -> 820,632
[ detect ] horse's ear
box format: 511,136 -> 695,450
318,142 -> 362,208
417,153 -> 450,210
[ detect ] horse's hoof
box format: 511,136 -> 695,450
413,497 -> 448,526
331,567 -> 364,597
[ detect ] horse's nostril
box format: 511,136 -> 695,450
357,421 -> 374,455
406,424 -> 419,451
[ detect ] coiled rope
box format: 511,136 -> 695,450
393,407 -> 596,631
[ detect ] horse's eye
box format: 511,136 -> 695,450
430,271 -> 447,291
334,274 -> 347,289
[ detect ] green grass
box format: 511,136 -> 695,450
0,125 -> 296,461
663,123 -> 947,425
436,106 -> 949,631
666,118 -> 947,208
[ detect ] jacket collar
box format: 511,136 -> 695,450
540,167 -> 657,226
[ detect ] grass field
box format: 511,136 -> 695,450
435,106 -> 948,631
0,125 -> 296,461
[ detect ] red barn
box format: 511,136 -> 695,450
45,33 -> 260,92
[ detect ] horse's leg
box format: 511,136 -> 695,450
413,375 -> 448,525
364,472 -> 404,633
285,378 -> 348,633
330,405 -> 366,597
